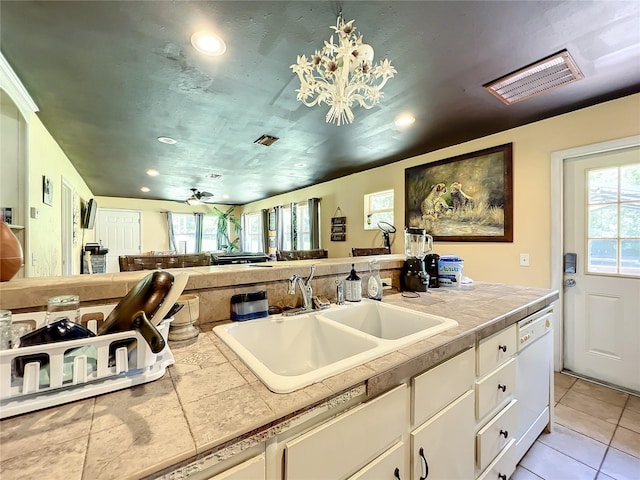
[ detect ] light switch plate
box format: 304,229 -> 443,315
519,253 -> 530,267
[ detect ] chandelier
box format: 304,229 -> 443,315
290,15 -> 396,126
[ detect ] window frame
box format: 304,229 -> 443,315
363,189 -> 395,230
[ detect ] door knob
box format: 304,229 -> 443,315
564,278 -> 576,287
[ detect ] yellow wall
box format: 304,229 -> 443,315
95,197 -> 237,253
27,114 -> 94,276
243,94 -> 640,288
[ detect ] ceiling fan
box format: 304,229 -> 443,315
185,188 -> 214,205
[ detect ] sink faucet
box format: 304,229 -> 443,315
288,264 -> 316,312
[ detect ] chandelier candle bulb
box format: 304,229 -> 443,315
291,15 -> 396,126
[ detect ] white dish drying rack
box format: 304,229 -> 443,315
0,304 -> 174,419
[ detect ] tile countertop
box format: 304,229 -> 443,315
0,282 -> 558,480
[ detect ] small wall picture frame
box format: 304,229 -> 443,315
330,207 -> 347,241
43,175 -> 53,206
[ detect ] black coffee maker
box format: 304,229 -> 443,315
425,254 -> 440,288
400,227 -> 433,292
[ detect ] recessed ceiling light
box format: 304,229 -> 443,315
222,194 -> 230,200
140,187 -> 150,193
395,114 -> 415,128
157,136 -> 177,145
295,162 -> 307,168
191,31 -> 226,56
146,169 -> 159,176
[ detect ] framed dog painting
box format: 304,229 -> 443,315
404,143 -> 513,242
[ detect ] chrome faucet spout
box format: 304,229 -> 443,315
287,265 -> 316,312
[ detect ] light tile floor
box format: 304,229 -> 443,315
513,373 -> 640,480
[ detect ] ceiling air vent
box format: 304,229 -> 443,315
253,134 -> 280,146
484,50 -> 583,105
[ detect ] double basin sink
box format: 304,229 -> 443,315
213,299 -> 458,393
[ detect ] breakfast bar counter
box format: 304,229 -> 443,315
0,276 -> 557,480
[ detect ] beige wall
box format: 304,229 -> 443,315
95,197 -> 237,253
28,113 -> 94,276
243,94 -> 640,288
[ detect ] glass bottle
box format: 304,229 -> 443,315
345,264 -> 362,302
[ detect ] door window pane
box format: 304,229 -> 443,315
620,165 -> 640,201
588,205 -> 617,238
620,203 -> 640,237
621,239 -> 640,276
587,163 -> 640,276
588,168 -> 618,203
588,239 -> 617,274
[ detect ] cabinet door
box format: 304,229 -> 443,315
285,385 -> 407,480
411,390 -> 474,480
206,454 -> 265,480
348,442 -> 406,480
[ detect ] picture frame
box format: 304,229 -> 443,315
405,143 -> 513,242
42,175 -> 53,206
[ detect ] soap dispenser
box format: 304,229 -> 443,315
344,264 -> 362,302
368,259 -> 383,301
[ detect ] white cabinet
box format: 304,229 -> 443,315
475,324 -> 518,479
284,384 -> 407,480
411,390 -> 475,480
412,347 -> 475,427
475,358 -> 516,420
348,441 -> 405,480
476,399 -> 517,472
477,324 -> 516,378
410,347 -> 476,480
207,454 -> 266,480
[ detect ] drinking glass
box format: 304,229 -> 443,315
45,295 -> 81,325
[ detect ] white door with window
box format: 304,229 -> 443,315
563,146 -> 640,392
96,209 -> 141,273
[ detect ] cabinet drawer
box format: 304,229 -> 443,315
348,441 -> 405,480
476,358 -> 516,420
477,324 -> 516,378
207,454 -> 265,480
285,384 -> 407,480
477,438 -> 516,480
476,399 -> 518,472
412,347 -> 475,427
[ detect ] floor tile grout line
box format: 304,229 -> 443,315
537,436 -> 604,474
519,465 -> 544,479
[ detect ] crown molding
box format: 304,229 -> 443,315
0,51 -> 39,121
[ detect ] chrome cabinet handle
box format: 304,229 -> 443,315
498,344 -> 507,353
498,383 -> 507,392
394,467 -> 401,480
419,447 -> 430,480
500,429 -> 509,438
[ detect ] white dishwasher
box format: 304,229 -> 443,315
514,306 -> 553,461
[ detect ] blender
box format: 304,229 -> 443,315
400,227 -> 433,292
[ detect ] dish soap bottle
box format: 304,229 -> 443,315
345,264 -> 362,302
368,259 -> 383,301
